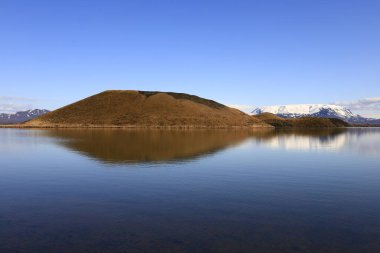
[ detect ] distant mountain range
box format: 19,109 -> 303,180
0,109 -> 50,124
252,112 -> 350,128
251,104 -> 380,124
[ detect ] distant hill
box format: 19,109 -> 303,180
0,109 -> 49,124
253,113 -> 351,128
25,90 -> 271,128
252,104 -> 380,124
254,113 -> 292,127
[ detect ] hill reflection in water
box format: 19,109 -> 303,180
42,128 -> 380,164
43,129 -> 266,164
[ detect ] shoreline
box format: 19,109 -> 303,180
0,124 -> 274,129
1,124 -> 378,129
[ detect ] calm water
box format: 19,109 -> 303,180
1,128 -> 380,253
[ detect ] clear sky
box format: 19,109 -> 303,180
0,0 -> 379,117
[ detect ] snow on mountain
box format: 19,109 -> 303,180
0,109 -> 50,124
251,104 -> 357,119
251,104 -> 380,124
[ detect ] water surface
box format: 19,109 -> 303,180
1,128 -> 380,252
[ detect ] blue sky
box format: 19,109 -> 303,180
0,0 -> 379,117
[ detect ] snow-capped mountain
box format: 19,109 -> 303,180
251,104 -> 380,124
251,104 -> 356,118
0,109 -> 50,124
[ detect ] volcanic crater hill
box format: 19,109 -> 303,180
25,90 -> 271,128
253,112 -> 351,128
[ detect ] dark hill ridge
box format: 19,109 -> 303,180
138,91 -> 226,109
25,90 -> 271,128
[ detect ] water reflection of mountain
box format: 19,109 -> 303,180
254,128 -> 380,156
43,128 -> 380,163
253,129 -> 347,151
44,129 -> 262,164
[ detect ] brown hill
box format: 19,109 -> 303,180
25,90 -> 271,128
253,113 -> 351,128
253,112 -> 292,127
290,117 -> 351,128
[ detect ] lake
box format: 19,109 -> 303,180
1,128 -> 380,253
